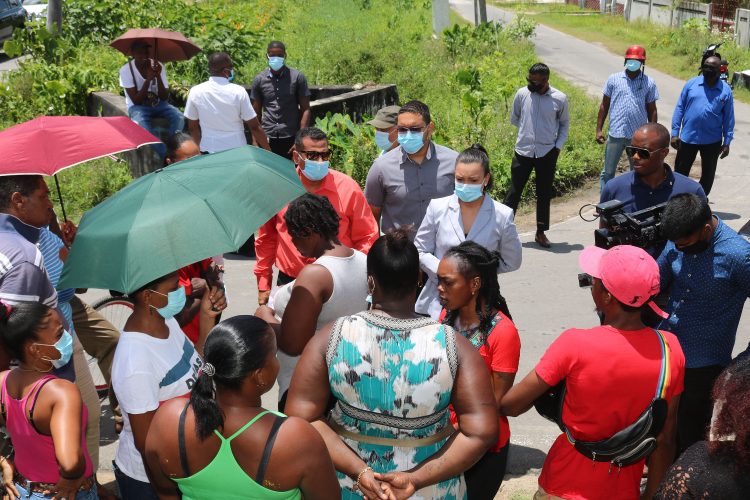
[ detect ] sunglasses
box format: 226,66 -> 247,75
624,146 -> 667,159
299,150 -> 331,161
396,126 -> 426,134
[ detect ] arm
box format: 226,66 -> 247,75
500,369 -> 552,417
277,265 -> 331,356
298,95 -> 311,130
279,418 -> 342,500
155,62 -> 169,101
196,285 -> 226,356
555,96 -> 570,150
510,91 -> 522,127
721,91 -> 734,157
187,119 -> 201,148
127,64 -> 160,106
48,381 -> 87,489
596,95 -> 611,143
643,395 -> 680,499
671,85 -> 688,144
252,99 -> 262,121
364,162 -> 385,230
495,212 -> 522,273
347,187 -> 380,253
254,216 -> 280,304
413,203 -> 440,279
245,117 -> 271,151
646,101 -> 658,123
144,404 -> 181,500
369,205 -> 382,230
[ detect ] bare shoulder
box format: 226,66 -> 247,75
274,416 -> 327,456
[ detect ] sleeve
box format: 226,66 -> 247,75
487,316 -> 521,373
0,263 -> 56,308
183,89 -> 198,120
600,181 -> 613,203
671,83 -> 689,137
178,266 -> 193,296
119,63 -> 134,89
722,90 -> 734,146
239,91 -> 257,121
364,160 -> 385,207
253,215 -> 280,290
250,75 -> 263,103
694,182 -> 706,200
297,72 -> 311,98
555,95 -> 570,149
414,202 -> 441,279
732,251 -> 750,300
535,330 -> 577,387
346,186 -> 380,253
114,370 -> 160,414
510,90 -> 522,127
657,243 -> 675,292
496,211 -> 522,273
602,75 -> 613,97
647,78 -> 659,103
159,65 -> 169,89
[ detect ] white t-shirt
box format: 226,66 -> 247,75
183,76 -> 257,153
112,318 -> 202,482
119,60 -> 169,109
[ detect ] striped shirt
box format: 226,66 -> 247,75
603,71 -> 659,139
38,228 -> 75,330
511,85 -> 570,158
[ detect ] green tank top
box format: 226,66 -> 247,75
173,410 -> 302,500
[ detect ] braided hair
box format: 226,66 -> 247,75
441,241 -> 512,345
284,193 -> 341,242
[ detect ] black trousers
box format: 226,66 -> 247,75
674,141 -> 722,195
269,136 -> 295,160
503,149 -> 558,231
464,444 -> 509,500
677,364 -> 725,454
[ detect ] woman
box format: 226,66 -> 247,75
111,271 -> 225,499
415,144 -> 522,319
655,357 -> 750,499
255,193 -> 368,410
437,241 -> 520,499
0,301 -> 97,500
285,229 -> 498,500
144,315 -> 340,499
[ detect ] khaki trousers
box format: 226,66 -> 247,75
73,335 -> 101,470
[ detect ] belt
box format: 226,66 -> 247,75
330,419 -> 455,447
14,470 -> 95,496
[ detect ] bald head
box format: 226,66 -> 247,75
634,123 -> 670,149
208,52 -> 232,75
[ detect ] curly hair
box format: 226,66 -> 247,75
441,241 -> 512,345
284,193 -> 341,242
708,356 -> 750,474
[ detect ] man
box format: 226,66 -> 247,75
502,245 -> 684,500
367,104 -> 400,155
184,52 -> 271,154
596,45 -> 659,191
365,100 -> 458,235
503,63 -> 569,249
657,193 -> 750,453
671,56 -> 735,195
251,41 -> 311,160
255,127 -> 379,305
119,40 -> 185,158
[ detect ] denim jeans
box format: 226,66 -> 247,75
128,100 -> 185,158
14,482 -> 98,500
112,461 -> 158,500
600,135 -> 634,191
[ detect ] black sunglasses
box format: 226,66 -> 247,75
299,150 -> 331,161
396,126 -> 426,134
625,146 -> 667,159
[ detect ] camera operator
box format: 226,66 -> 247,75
657,193 -> 750,454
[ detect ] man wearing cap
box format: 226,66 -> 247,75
657,193 -> 750,453
502,244 -> 684,500
597,45 -> 659,191
251,41 -> 311,160
119,40 -> 185,158
367,105 -> 400,156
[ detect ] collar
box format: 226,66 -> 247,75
400,141 -> 434,164
633,164 -> 675,190
698,75 -> 720,89
267,66 -> 288,78
209,76 -> 230,84
0,213 -> 41,244
621,70 -> 642,80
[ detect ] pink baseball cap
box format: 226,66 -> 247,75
579,245 -> 668,319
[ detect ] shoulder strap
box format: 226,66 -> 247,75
178,401 -> 191,477
0,372 -> 8,421
256,415 -> 286,487
443,324 -> 459,379
27,376 -> 55,435
653,329 -> 670,400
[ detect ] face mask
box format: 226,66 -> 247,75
625,59 -> 642,72
702,67 -> 718,79
37,330 -> 73,369
268,56 -> 285,71
398,131 -> 425,155
454,182 -> 484,203
374,131 -> 393,151
227,69 -> 235,82
301,160 -> 329,181
150,286 -> 187,319
680,238 -> 710,255
527,82 -> 542,93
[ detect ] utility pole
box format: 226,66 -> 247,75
475,0 -> 488,25
433,0 -> 450,36
46,0 -> 62,34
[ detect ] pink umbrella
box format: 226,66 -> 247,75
110,28 -> 201,62
0,116 -> 160,219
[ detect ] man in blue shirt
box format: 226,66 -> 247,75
657,193 -> 750,453
596,45 -> 659,191
671,56 -> 735,195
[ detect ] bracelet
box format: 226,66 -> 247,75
354,466 -> 372,491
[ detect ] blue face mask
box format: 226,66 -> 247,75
150,286 -> 187,319
268,56 -> 285,72
227,69 -> 235,82
301,160 -> 329,181
398,131 -> 425,154
374,131 -> 393,151
454,182 -> 485,203
37,330 -> 73,369
625,59 -> 642,72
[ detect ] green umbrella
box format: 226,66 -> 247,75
59,146 -> 304,293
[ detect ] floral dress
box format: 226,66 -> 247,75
326,311 -> 466,500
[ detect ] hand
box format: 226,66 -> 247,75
151,61 -> 162,75
53,476 -> 84,500
720,145 -> 730,159
0,457 -> 19,499
258,289 -> 271,305
58,246 -> 69,263
254,304 -> 276,323
190,278 -> 207,298
61,220 -> 77,246
203,263 -> 224,288
200,285 -> 226,318
374,471 -> 417,500
595,131 -> 606,144
356,469 -> 393,500
670,136 -> 680,150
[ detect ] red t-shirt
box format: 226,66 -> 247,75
535,325 -> 685,500
441,310 -> 520,452
178,259 -> 212,344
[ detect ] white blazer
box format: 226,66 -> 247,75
414,194 -> 522,319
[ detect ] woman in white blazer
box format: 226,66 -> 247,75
415,145 -> 522,319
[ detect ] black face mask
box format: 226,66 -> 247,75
702,68 -> 718,79
680,238 -> 710,255
527,83 -> 542,93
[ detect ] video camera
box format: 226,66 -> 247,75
593,199 -> 667,250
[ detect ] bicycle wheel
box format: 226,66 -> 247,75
92,295 -> 135,332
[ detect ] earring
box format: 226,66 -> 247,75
257,378 -> 265,388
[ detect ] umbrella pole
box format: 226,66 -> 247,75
54,174 -> 67,221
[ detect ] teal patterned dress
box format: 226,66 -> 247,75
326,311 -> 466,500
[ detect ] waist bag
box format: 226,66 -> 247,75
534,328 -> 671,468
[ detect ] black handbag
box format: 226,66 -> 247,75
533,328 -> 672,467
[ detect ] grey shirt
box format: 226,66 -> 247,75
511,85 -> 570,158
250,66 -> 311,138
365,142 -> 458,235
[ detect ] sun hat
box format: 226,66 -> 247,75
366,105 -> 401,129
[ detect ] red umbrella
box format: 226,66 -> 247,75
110,28 -> 201,62
0,116 -> 160,219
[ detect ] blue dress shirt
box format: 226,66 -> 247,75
671,75 -> 734,146
600,165 -> 705,213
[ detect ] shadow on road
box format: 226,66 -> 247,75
522,241 -> 585,254
507,443 -> 548,474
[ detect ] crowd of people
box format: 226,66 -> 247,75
0,36 -> 746,500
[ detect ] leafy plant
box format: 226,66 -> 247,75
314,112 -> 378,188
